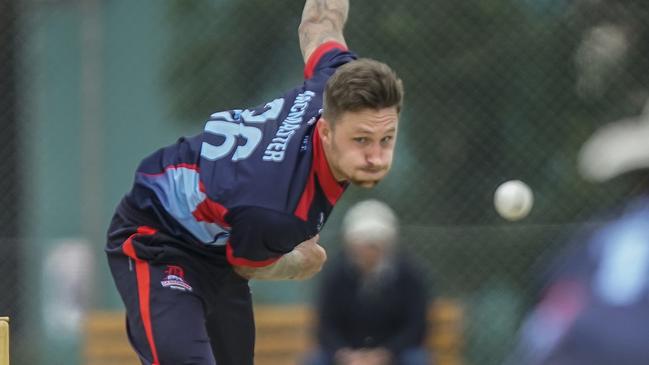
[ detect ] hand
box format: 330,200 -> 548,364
334,348 -> 362,365
291,234 -> 327,280
232,264 -> 253,280
334,348 -> 393,365
359,348 -> 392,365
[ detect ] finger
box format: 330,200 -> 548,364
306,234 -> 320,244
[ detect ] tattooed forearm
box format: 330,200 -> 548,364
233,236 -> 327,281
299,0 -> 349,62
233,247 -> 325,281
233,250 -> 307,280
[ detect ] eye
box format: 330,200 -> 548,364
380,136 -> 393,145
353,137 -> 369,144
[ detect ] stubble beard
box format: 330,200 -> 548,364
353,179 -> 380,188
350,169 -> 386,188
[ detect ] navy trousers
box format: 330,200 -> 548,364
106,214 -> 255,365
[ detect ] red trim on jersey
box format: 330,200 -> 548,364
304,41 -> 348,79
136,226 -> 157,236
192,200 -> 230,228
294,174 -> 316,221
193,181 -> 230,227
121,226 -> 160,365
294,124 -> 345,221
139,163 -> 199,177
122,226 -> 158,259
312,125 -> 345,205
225,241 -> 280,268
192,183 -> 231,228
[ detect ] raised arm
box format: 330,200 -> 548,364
299,0 -> 349,63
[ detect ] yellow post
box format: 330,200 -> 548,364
0,317 -> 8,365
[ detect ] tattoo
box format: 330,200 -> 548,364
233,250 -> 306,281
299,0 -> 349,62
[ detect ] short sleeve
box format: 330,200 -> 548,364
224,206 -> 318,267
304,41 -> 357,80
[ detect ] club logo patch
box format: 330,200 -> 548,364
161,265 -> 193,292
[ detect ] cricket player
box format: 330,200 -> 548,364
504,105 -> 649,365
105,0 -> 404,364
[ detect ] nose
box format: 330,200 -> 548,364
365,143 -> 383,166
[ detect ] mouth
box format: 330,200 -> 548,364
352,169 -> 386,188
359,167 -> 386,174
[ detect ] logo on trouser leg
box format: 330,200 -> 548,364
161,265 -> 193,292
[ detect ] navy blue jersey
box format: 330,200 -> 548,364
116,42 -> 356,267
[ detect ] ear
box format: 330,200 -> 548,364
317,117 -> 332,145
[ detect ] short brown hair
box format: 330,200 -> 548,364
323,58 -> 404,124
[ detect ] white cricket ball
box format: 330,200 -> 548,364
494,180 -> 534,221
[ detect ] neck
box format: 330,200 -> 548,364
319,131 -> 346,182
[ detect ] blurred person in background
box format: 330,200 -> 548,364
504,103 -> 649,365
503,3 -> 649,362
104,0 -> 404,364
305,199 -> 432,365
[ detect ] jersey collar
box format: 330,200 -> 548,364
313,121 -> 347,205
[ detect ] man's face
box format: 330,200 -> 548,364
319,107 -> 399,188
347,241 -> 386,274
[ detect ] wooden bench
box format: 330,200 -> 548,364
84,299 -> 463,365
0,317 -> 8,365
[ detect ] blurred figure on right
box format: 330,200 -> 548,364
504,103 -> 649,365
306,199 -> 432,365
